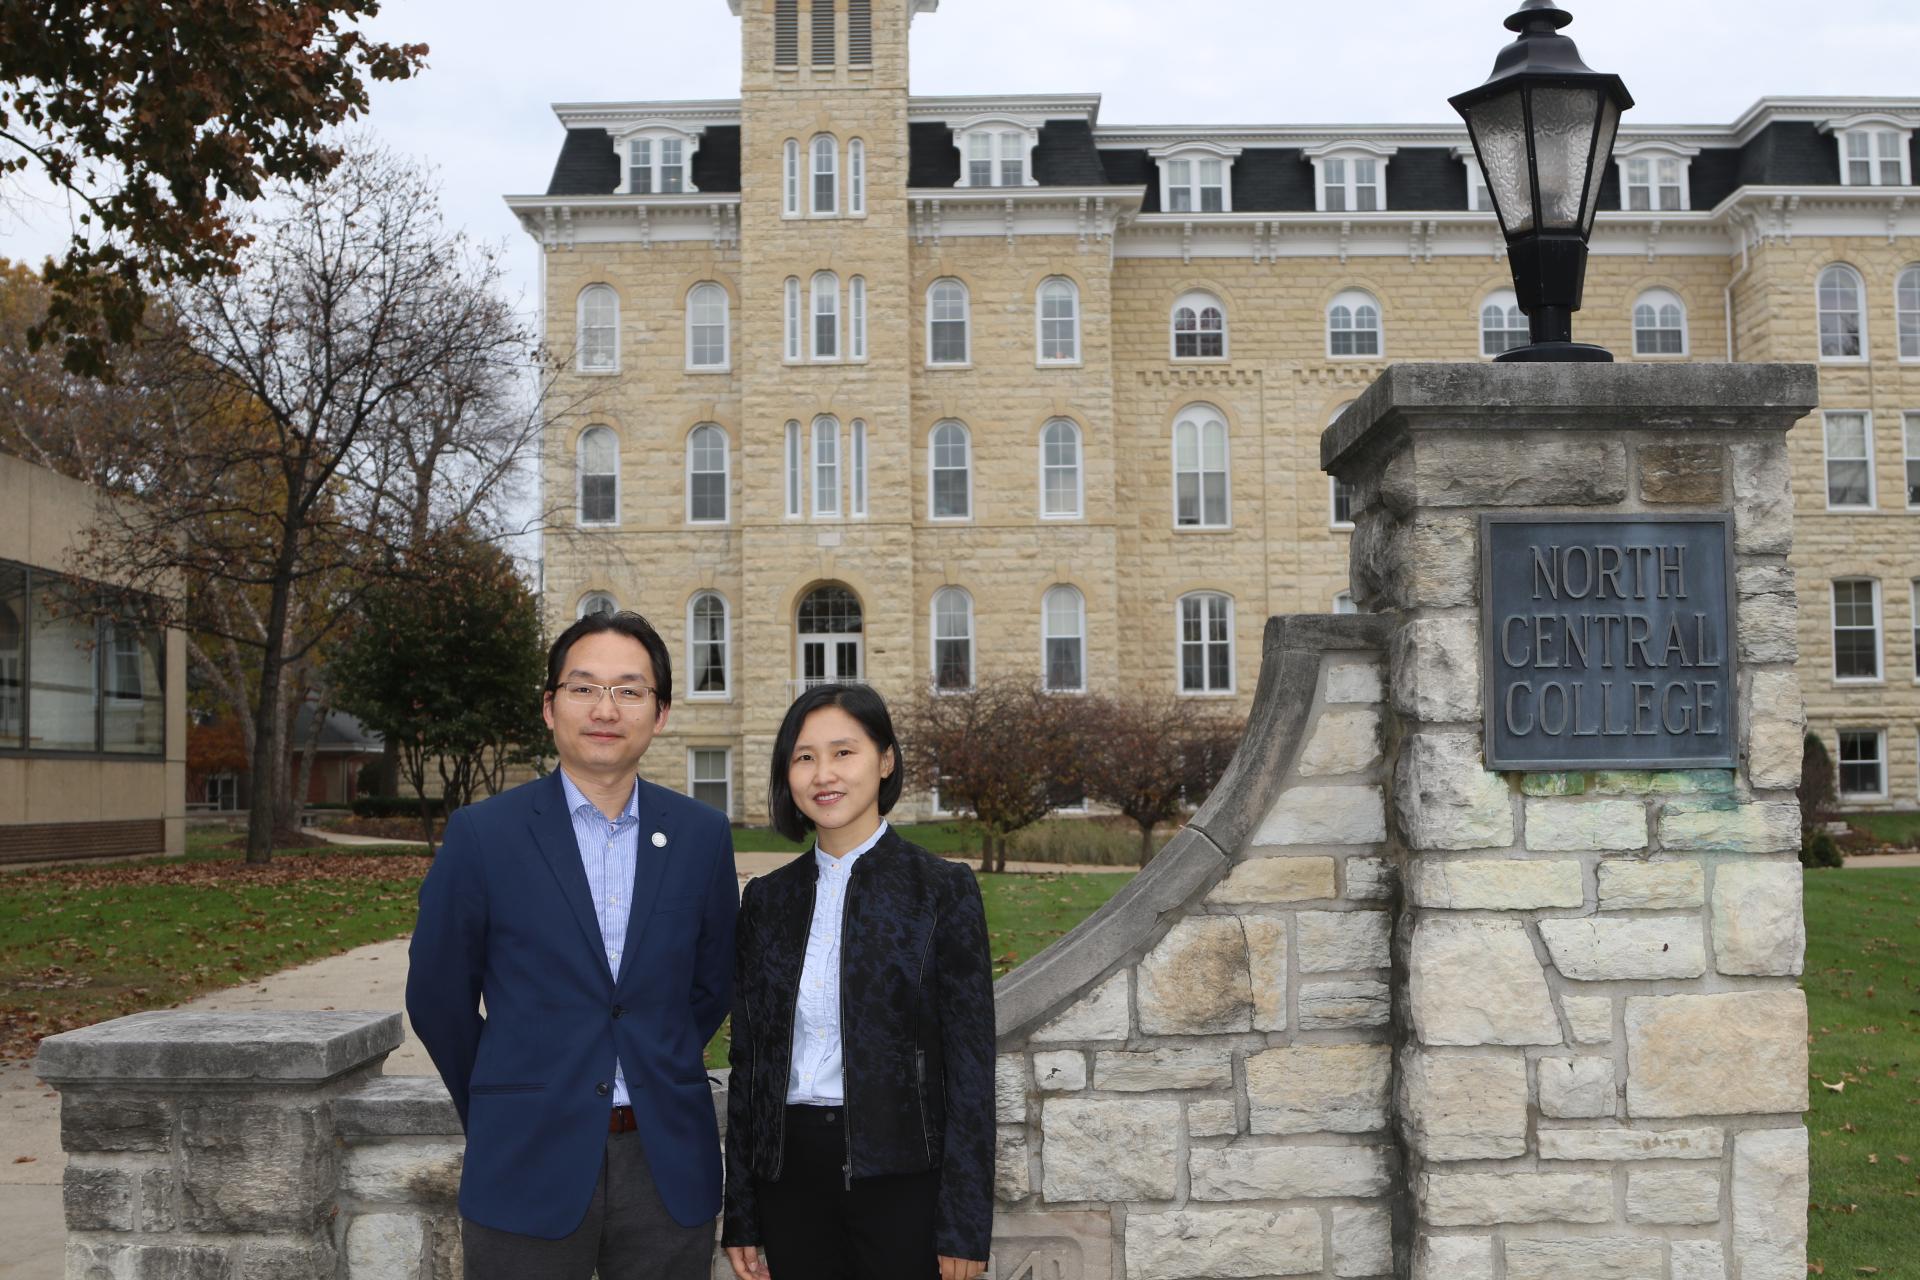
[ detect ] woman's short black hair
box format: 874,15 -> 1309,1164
768,683 -> 904,842
545,610 -> 673,710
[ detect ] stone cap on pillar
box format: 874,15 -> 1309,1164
35,1010 -> 404,1088
1322,363 -> 1820,475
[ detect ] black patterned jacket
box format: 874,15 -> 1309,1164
722,828 -> 996,1260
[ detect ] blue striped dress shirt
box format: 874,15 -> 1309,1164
786,821 -> 889,1105
559,769 -> 640,1109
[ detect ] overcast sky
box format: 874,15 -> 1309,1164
5,0 -> 1918,321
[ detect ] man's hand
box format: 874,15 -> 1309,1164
938,1255 -> 987,1280
725,1245 -> 770,1280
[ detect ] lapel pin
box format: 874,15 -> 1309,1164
652,831 -> 668,848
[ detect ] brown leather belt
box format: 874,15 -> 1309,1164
609,1105 -> 637,1134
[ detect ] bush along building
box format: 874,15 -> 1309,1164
508,0 -> 1920,824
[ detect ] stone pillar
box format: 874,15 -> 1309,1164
1323,363 -> 1819,1280
35,1009 -> 402,1279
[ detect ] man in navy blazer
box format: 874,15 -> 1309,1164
408,609 -> 737,1279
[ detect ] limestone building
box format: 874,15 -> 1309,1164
508,0 -> 1920,823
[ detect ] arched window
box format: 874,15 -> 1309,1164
810,135 -> 837,215
1819,265 -> 1866,359
1171,291 -> 1226,359
1178,592 -> 1234,694
849,276 -> 867,360
1173,405 -> 1230,529
811,271 -> 839,360
1040,419 -> 1083,519
1896,265 -> 1920,361
930,421 -> 971,520
1037,277 -> 1080,363
686,283 -> 729,370
1632,289 -> 1687,356
577,427 -> 618,526
798,586 -> 863,687
1327,401 -> 1356,527
686,424 -> 728,523
1042,586 -> 1086,693
1328,290 -> 1382,358
784,277 -> 802,361
783,139 -> 801,216
578,591 -> 617,619
932,587 -> 974,690
928,279 -> 969,365
577,284 -> 618,372
688,592 -> 729,697
1480,290 -> 1528,356
812,416 -> 841,516
848,138 -> 866,215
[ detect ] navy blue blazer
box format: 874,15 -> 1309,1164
406,771 -> 737,1238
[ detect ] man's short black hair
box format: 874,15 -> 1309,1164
545,610 -> 673,710
767,683 -> 903,842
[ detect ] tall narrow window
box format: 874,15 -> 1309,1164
687,283 -> 729,370
689,593 -> 729,697
689,748 -> 733,815
1833,579 -> 1882,681
1819,265 -> 1866,359
811,135 -> 837,214
774,0 -> 799,65
783,139 -> 801,216
577,285 -> 618,372
1824,412 -> 1874,509
850,420 -> 868,517
1040,419 -> 1083,519
1179,592 -> 1234,694
928,279 -> 969,365
627,139 -> 653,194
784,277 -> 802,361
1481,290 -> 1527,356
930,422 -> 971,519
813,416 -> 841,516
811,271 -> 839,360
1173,407 -> 1230,528
785,421 -> 803,517
848,276 -> 867,360
932,587 -> 974,690
1838,729 -> 1887,798
686,424 -> 728,523
1038,278 -> 1080,364
1905,413 -> 1920,508
1897,266 -> 1920,361
1043,586 -> 1086,693
848,0 -> 872,63
1172,292 -> 1225,359
1328,290 -> 1382,357
811,0 -> 836,65
578,427 -> 618,526
848,139 -> 866,215
1632,289 -> 1687,356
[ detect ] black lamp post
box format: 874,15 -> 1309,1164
1450,0 -> 1632,362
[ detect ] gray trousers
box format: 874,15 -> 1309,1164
462,1129 -> 714,1280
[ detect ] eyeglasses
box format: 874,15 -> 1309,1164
555,681 -> 656,709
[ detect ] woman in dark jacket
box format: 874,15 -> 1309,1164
722,683 -> 994,1280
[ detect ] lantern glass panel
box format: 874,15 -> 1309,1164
1466,89 -> 1534,236
1529,84 -> 1605,230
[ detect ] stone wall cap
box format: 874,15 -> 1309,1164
34,1010 -> 404,1086
1321,362 -> 1821,473
334,1074 -> 464,1137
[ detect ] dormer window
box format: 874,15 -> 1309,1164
1614,142 -> 1696,212
613,126 -> 701,196
949,115 -> 1040,189
1305,142 -> 1396,213
1150,143 -> 1240,214
1822,114 -> 1915,188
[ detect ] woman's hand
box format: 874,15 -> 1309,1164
938,1255 -> 988,1280
725,1245 -> 771,1280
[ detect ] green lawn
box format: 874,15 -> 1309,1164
1802,866 -> 1920,1276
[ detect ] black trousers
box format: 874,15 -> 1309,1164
755,1104 -> 940,1280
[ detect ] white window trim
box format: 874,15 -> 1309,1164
576,426 -> 619,528
685,593 -> 731,701
930,586 -> 975,692
947,113 -> 1041,189
1820,113 -> 1917,188
926,278 -> 971,368
1823,410 -> 1876,512
1171,406 -> 1232,531
1169,290 -> 1228,362
576,284 -> 620,375
686,747 -> 734,817
1041,585 -> 1087,695
1832,577 -> 1884,685
1817,264 -> 1870,364
1836,727 -> 1890,801
1038,419 -> 1084,521
848,138 -> 866,216
1612,140 -> 1698,213
783,139 -> 801,217
1896,266 -> 1920,363
684,283 -> 730,373
684,424 -> 729,525
1176,591 -> 1237,697
1326,289 -> 1384,360
611,123 -> 703,197
809,134 -> 838,216
1631,288 -> 1690,358
1148,141 -> 1241,215
1451,145 -> 1497,213
928,421 -> 973,522
1303,140 -> 1397,214
577,591 -> 617,619
1035,277 -> 1082,366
